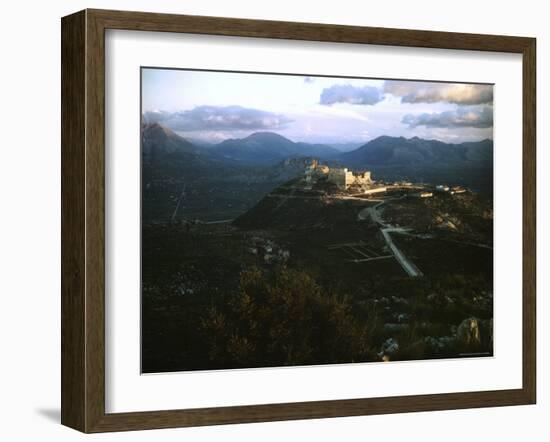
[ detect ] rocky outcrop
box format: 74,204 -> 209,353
378,338 -> 399,361
456,317 -> 481,348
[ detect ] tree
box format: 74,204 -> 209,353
200,267 -> 373,368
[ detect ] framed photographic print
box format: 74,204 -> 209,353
61,9 -> 536,433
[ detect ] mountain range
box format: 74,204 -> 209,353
141,124 -> 341,221
210,131 -> 339,165
338,135 -> 493,194
141,123 -> 333,182
141,123 -> 493,221
339,135 -> 493,168
143,123 -> 493,177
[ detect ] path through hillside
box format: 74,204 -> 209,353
359,197 -> 423,277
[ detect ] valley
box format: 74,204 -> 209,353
141,123 -> 494,223
141,132 -> 494,372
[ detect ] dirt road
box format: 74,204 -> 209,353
360,197 -> 423,277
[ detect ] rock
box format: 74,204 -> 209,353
391,296 -> 408,305
456,317 -> 481,347
397,313 -> 409,323
383,323 -> 409,332
378,338 -> 399,360
427,293 -> 438,301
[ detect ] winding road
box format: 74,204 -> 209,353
268,189 -> 424,277
359,197 -> 423,278
381,227 -> 423,277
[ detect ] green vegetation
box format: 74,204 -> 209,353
200,267 -> 372,368
142,219 -> 493,373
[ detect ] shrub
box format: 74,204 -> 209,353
200,266 -> 374,368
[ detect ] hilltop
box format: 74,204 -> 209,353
211,131 -> 339,165
235,163 -> 492,248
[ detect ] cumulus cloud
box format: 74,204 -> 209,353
142,110 -> 171,124
320,84 -> 383,105
384,81 -> 493,105
142,106 -> 293,131
402,105 -> 493,128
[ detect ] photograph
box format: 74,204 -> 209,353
140,68 -> 494,373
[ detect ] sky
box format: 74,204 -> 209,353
141,68 -> 493,146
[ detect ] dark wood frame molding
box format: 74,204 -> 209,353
61,9 -> 536,433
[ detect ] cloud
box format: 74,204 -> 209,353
402,105 -> 493,128
142,110 -> 171,124
320,84 -> 383,105
142,106 -> 293,131
384,81 -> 493,105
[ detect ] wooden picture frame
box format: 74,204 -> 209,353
61,8 -> 536,433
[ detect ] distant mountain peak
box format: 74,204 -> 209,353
338,136 -> 493,193
246,131 -> 290,140
142,122 -> 183,141
342,136 -> 492,160
211,132 -> 338,165
141,122 -> 198,160
142,121 -> 169,133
